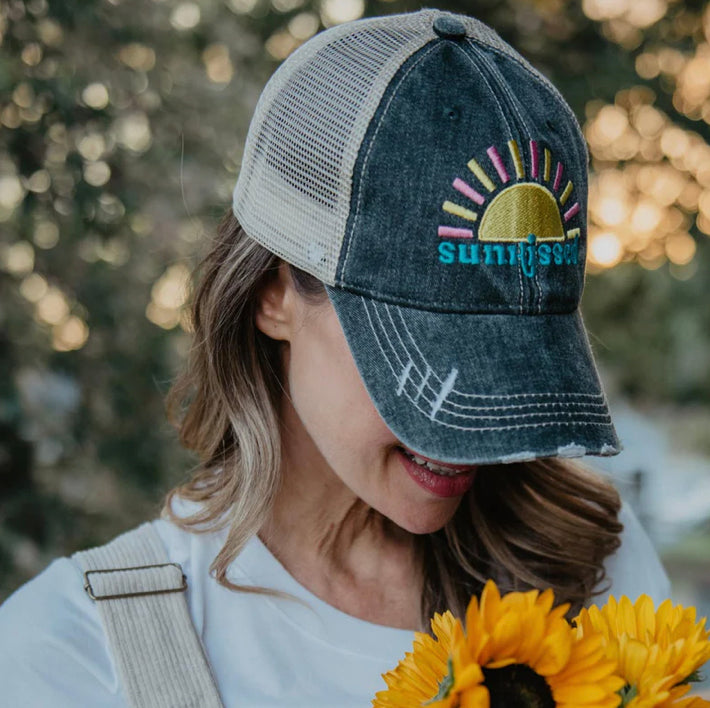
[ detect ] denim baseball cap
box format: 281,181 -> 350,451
232,8 -> 622,465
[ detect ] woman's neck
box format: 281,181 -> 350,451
257,442 -> 424,631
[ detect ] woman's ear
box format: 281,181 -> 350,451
255,261 -> 296,342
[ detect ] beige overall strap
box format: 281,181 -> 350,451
72,522 -> 224,708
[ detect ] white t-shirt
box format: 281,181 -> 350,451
0,500 -> 671,707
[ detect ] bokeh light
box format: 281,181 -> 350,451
118,44 -> 156,72
19,273 -> 49,303
113,112 -> 152,153
82,82 -> 110,109
170,3 -> 201,30
589,231 -> 624,268
272,0 -> 305,11
584,79 -> 705,272
146,264 -> 191,330
0,175 -> 26,213
2,241 -> 35,275
203,44 -> 234,84
33,221 -> 60,249
320,0 -> 365,26
289,12 -> 320,40
265,30 -> 300,59
52,316 -> 89,352
227,0 -> 260,13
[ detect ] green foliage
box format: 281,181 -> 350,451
583,237 -> 710,402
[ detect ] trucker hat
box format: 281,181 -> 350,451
232,8 -> 621,465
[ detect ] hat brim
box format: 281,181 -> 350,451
324,285 -> 621,465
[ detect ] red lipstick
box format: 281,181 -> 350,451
396,448 -> 476,498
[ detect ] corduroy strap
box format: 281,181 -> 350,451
72,522 -> 224,708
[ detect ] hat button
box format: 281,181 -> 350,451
433,14 -> 467,40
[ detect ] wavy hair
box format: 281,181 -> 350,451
163,208 -> 622,625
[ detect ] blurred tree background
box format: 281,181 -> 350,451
1,0 -> 709,599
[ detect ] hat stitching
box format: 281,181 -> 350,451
371,302 -> 606,425
330,278 -> 579,313
342,42 -> 442,279
508,139 -> 525,179
370,300 -> 609,421
382,300 -> 604,401
458,37 -> 525,314
517,224 -> 527,311
553,161 -> 564,192
414,365 -> 432,402
486,53 -> 545,312
468,41 -> 591,316
443,199 -> 479,222
399,360 -> 608,411
364,295 -> 613,432
374,294 -> 453,420
487,145 -> 510,183
396,358 -> 414,396
559,181 -> 574,206
466,39 -> 542,314
475,39 -> 588,164
494,63 -> 546,313
435,406 -> 612,422
438,143 -> 581,286
382,301 -> 606,408
429,368 -> 459,420
440,398 -> 609,412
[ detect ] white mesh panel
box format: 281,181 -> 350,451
231,9 -> 553,285
232,11 -> 436,283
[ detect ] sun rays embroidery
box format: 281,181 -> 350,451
437,139 -> 581,277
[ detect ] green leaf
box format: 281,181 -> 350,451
424,657 -> 454,705
618,684 -> 637,707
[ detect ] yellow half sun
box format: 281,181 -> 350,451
478,183 -> 564,242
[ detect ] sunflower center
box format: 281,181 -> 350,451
482,664 -> 555,708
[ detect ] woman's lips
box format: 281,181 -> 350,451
398,444 -> 477,471
396,448 -> 477,498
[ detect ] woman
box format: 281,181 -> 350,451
0,8 -> 670,707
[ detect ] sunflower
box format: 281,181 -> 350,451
574,595 -> 710,708
373,580 -> 624,708
462,580 -> 624,708
372,610 -> 488,708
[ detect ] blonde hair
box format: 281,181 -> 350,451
163,208 -> 622,624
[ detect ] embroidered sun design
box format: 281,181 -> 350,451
436,139 -> 582,277
438,139 -> 579,243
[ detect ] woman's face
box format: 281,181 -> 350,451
256,263 -> 476,535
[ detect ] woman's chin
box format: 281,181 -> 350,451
384,499 -> 463,535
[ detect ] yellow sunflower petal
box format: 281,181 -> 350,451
537,587 -> 556,615
489,611 -> 529,663
667,697 -> 710,708
373,617 -> 460,708
577,594 -> 710,708
460,686 -> 490,708
634,595 -> 657,643
618,635 -> 652,685
479,580 -> 502,633
553,681 -> 618,703
562,696 -> 622,708
470,582 -> 621,707
516,610 -> 547,667
535,627 -> 574,675
455,662 -> 485,690
552,656 -> 622,685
